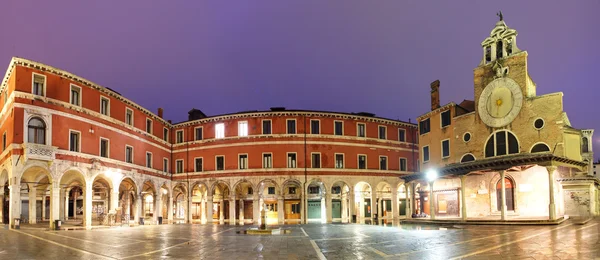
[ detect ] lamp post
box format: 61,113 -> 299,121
426,169 -> 438,220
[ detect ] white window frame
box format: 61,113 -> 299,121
262,152 -> 273,169
311,152 -> 321,168
163,158 -> 169,173
334,153 -> 344,169
310,119 -> 320,134
163,127 -> 169,142
262,119 -> 272,135
286,119 -> 297,134
176,129 -> 184,144
194,126 -> 203,141
145,118 -> 153,134
357,154 -> 367,169
238,153 -> 249,170
146,152 -> 153,168
356,123 -> 366,138
422,145 -> 430,162
215,155 -> 225,171
378,125 -> 387,140
69,84 -> 82,106
194,157 -> 204,172
125,108 -> 134,126
31,72 -> 47,97
398,129 -> 406,142
100,96 -> 110,116
125,145 -> 134,164
379,155 -> 388,170
287,152 -> 297,168
238,121 -> 248,137
68,130 -> 81,152
99,137 -> 110,158
441,139 -> 450,158
215,123 -> 225,139
334,120 -> 344,136
175,159 -> 184,173
399,157 -> 407,171
440,110 -> 451,128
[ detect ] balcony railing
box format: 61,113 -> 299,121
22,143 -> 57,161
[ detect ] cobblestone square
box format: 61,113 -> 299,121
1,220 -> 599,259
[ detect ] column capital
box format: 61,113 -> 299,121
545,165 -> 558,174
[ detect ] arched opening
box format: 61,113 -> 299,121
91,176 -> 114,226
306,180 -> 326,223
282,180 -> 302,224
496,177 -> 515,211
172,184 -> 187,224
233,180 -> 254,225
159,183 -> 169,224
27,117 -> 46,144
258,179 -> 279,225
1,170 -> 8,224
60,170 -> 86,226
531,143 -> 550,153
376,182 -> 393,223
330,181 -> 350,223
485,130 -> 519,158
460,154 -> 475,163
19,165 -> 53,228
118,178 -> 137,225
211,182 -> 230,224
353,182 -> 373,223
190,183 -> 208,224
582,137 -> 589,153
141,181 -> 156,223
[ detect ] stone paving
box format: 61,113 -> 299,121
0,219 -> 599,259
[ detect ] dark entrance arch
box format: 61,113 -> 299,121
496,178 -> 514,211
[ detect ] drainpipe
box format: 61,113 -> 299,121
303,115 -> 307,224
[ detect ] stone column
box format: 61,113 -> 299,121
321,196 -> 327,223
64,189 -> 70,221
9,182 -> 21,229
500,170 -> 507,221
460,175 -> 467,221
167,196 -> 173,224
229,196 -> 236,225
201,197 -> 207,224
28,186 -> 37,224
219,199 -> 224,224
429,181 -> 435,220
370,191 -> 377,223
0,187 -> 3,224
391,188 -> 398,221
348,191 -> 356,223
135,193 -> 142,224
42,193 -> 46,221
84,183 -> 93,229
154,193 -> 162,224
404,182 -> 411,219
48,183 -> 60,229
239,199 -> 245,225
187,191 -> 193,224
490,43 -> 497,61
252,194 -> 260,224
546,166 -> 557,220
206,196 -> 213,224
325,193 -> 332,224
300,194 -> 306,224
341,194 -> 348,223
277,196 -> 284,225
411,182 -> 417,216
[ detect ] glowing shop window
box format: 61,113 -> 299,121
215,123 -> 225,139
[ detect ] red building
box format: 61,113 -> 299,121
0,57 -> 417,229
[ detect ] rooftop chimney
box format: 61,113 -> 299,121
188,108 -> 207,121
158,108 -> 164,118
430,80 -> 440,111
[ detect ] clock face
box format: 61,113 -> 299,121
478,78 -> 523,127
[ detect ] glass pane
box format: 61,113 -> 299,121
496,132 -> 507,156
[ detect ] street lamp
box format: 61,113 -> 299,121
426,169 -> 438,182
425,169 -> 437,220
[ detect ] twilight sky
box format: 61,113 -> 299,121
2,1 -> 599,160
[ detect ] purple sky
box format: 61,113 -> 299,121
2,1 -> 599,160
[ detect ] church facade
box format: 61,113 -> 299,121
403,17 -> 597,222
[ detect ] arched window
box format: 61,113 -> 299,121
460,154 -> 475,163
582,137 -> 589,153
27,117 -> 46,144
531,143 -> 550,153
485,131 -> 519,158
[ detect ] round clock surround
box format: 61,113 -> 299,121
478,77 -> 523,128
